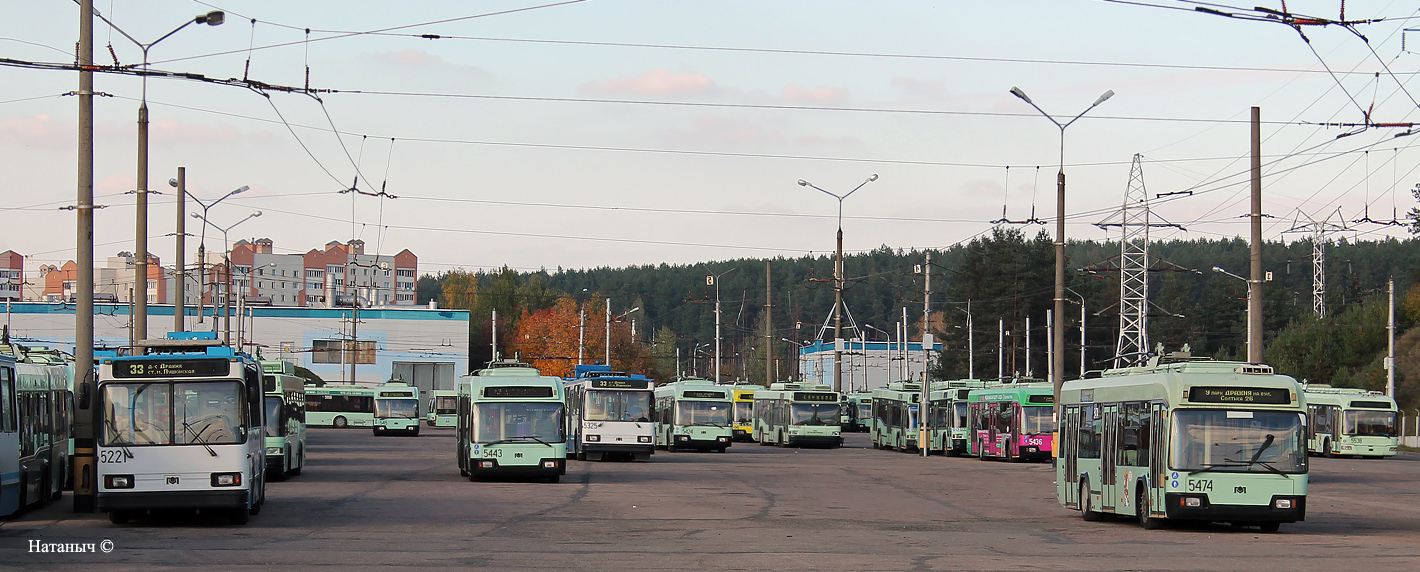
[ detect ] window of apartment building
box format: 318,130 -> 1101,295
333,279 -> 344,286
307,269 -> 322,278
312,339 -> 376,364
309,282 -> 321,290
396,269 -> 415,278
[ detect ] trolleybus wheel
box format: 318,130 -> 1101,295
107,511 -> 130,525
1323,439 -> 1337,458
412,427 -> 420,437
1137,488 -> 1162,530
230,507 -> 250,525
1080,481 -> 1102,522
333,416 -> 348,429
576,451 -> 587,461
290,449 -> 303,476
777,432 -> 788,448
667,443 -> 677,453
1258,522 -> 1280,533
978,441 -> 988,461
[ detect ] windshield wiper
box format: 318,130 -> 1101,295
182,422 -> 218,457
1188,463 -> 1250,475
102,418 -> 135,459
485,436 -> 553,448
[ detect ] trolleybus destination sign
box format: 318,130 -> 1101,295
111,358 -> 230,379
682,390 -> 726,399
794,392 -> 838,403
1187,386 -> 1290,404
591,379 -> 650,390
484,386 -> 556,398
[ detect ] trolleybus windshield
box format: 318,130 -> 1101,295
1345,410 -> 1397,437
375,398 -> 419,419
677,401 -> 730,426
1023,406 -> 1055,434
265,396 -> 285,437
1170,410 -> 1305,474
790,403 -> 839,426
857,402 -> 871,423
734,401 -> 754,426
103,381 -> 245,446
585,390 -> 652,422
432,395 -> 457,416
473,402 -> 565,443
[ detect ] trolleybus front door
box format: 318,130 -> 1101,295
1148,402 -> 1166,518
1061,405 -> 1080,508
1100,404 -> 1119,513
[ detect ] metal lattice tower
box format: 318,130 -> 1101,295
1283,209 -> 1349,319
1100,155 -> 1151,364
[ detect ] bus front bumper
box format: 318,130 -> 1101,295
467,457 -> 566,476
672,434 -> 731,450
98,490 -> 249,512
732,429 -> 753,441
1163,493 -> 1306,523
585,443 -> 655,455
787,434 -> 842,447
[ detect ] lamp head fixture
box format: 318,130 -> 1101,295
1093,90 -> 1116,107
196,11 -> 225,26
797,179 -> 808,186
867,174 -> 878,182
168,178 -> 179,188
1009,86 -> 1031,104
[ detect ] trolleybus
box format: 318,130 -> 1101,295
97,333 -> 267,525
967,382 -> 1054,461
0,353 -> 72,518
261,360 -> 306,480
373,382 -> 420,436
304,384 -> 375,428
843,391 -> 873,433
456,360 -> 567,482
871,382 -> 921,452
653,379 -> 732,452
927,379 -> 988,456
426,390 -> 458,427
1057,356 -> 1308,531
731,385 -> 759,441
752,382 -> 842,447
1304,385 -> 1398,458
564,364 -> 654,461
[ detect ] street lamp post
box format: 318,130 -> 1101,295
176,184 -> 247,328
97,9 -> 224,342
798,174 -> 878,393
707,267 -> 738,383
781,338 -> 809,382
606,304 -> 639,367
1212,265 -> 1264,360
1065,288 -> 1087,379
1008,86 -> 1113,417
192,210 -> 261,346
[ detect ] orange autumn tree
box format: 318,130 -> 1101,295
511,295 -> 605,377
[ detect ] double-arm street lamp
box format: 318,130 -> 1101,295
191,210 -> 261,345
178,184 -> 248,326
798,174 -> 878,393
96,8 -> 224,342
1008,86 -> 1114,416
706,267 -> 738,383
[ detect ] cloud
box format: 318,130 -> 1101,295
891,77 -> 947,98
780,85 -> 848,104
0,114 -> 73,148
659,115 -> 785,147
582,69 -> 717,96
93,119 -> 275,147
368,49 -> 489,78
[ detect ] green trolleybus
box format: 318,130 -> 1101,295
0,352 -> 72,518
1304,385 -> 1398,458
1057,356 -> 1308,532
653,379 -> 732,452
426,390 -> 458,427
374,382 -> 420,436
752,382 -> 842,447
843,390 -> 873,433
457,360 -> 567,482
871,382 -> 920,452
928,380 -> 988,456
97,333 -> 267,525
564,364 -> 654,461
967,382 -> 1055,462
304,384 -> 375,428
261,360 -> 306,480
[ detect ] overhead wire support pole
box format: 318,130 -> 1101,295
798,174 -> 877,393
1249,107 -> 1265,363
73,0 -> 97,514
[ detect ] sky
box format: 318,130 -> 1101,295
3,0 -> 1420,277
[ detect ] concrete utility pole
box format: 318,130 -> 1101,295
73,0 -> 98,513
578,304 -> 586,365
492,308 -> 498,361
765,260 -> 772,384
173,167 -> 185,332
1388,278 -> 1396,398
605,297 -> 611,366
1248,106 -> 1265,363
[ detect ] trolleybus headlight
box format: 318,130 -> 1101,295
211,472 -> 243,487
479,460 -> 496,469
717,437 -> 729,442
105,475 -> 135,489
267,447 -> 284,456
1274,498 -> 1293,509
542,460 -> 557,468
638,436 -> 652,443
676,435 -> 690,442
1183,496 -> 1203,508
586,435 -> 601,442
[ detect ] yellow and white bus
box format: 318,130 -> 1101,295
1057,356 -> 1307,532
1304,385 -> 1398,458
731,385 -> 759,442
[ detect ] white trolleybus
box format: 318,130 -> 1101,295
374,382 -> 421,436
752,382 -> 842,448
97,333 -> 267,525
304,384 -> 375,428
653,379 -> 733,452
457,360 -> 567,482
1057,355 -> 1308,532
426,390 -> 458,427
564,364 -> 655,461
871,382 -> 921,452
0,351 -> 72,518
1304,384 -> 1399,458
261,360 -> 306,480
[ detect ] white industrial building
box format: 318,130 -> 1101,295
797,339 -> 941,392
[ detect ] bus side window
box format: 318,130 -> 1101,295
1077,405 -> 1100,459
0,367 -> 12,432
